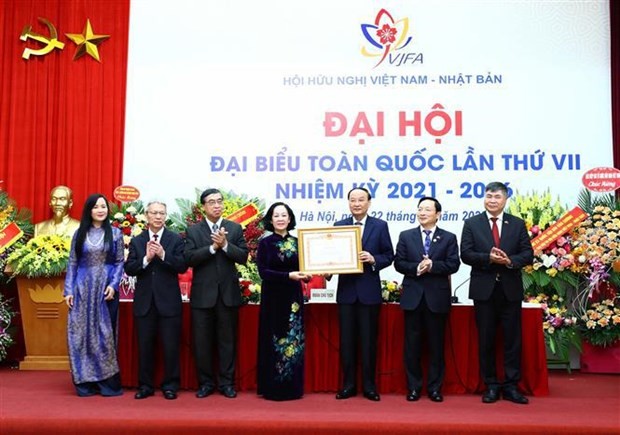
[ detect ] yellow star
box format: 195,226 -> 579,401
65,19 -> 110,62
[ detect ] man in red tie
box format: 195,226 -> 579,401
460,182 -> 533,405
125,201 -> 188,400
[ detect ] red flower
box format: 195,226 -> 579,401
122,227 -> 132,236
376,24 -> 397,45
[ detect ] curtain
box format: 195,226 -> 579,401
612,1 -> 619,175
0,0 -> 130,222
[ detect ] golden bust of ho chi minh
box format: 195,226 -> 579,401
34,185 -> 80,237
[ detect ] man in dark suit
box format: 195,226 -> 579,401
125,201 -> 188,400
394,197 -> 460,403
333,187 -> 394,402
185,188 -> 248,399
460,182 -> 533,405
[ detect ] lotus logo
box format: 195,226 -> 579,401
361,9 -> 413,68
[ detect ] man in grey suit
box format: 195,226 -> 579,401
460,182 -> 533,405
185,188 -> 248,399
395,197 -> 460,403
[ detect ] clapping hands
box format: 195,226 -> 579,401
490,247 -> 512,266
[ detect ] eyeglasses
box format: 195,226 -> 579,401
147,211 -> 166,216
205,199 -> 224,206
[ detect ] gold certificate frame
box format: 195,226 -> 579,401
298,226 -> 363,274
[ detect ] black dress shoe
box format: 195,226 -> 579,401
195,385 -> 215,398
503,389 -> 529,404
163,390 -> 177,400
406,390 -> 421,402
481,388 -> 500,404
220,386 -> 237,398
363,391 -> 381,401
428,391 -> 443,402
335,388 -> 357,399
134,388 -> 154,400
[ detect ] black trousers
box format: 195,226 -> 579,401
403,294 -> 447,393
192,294 -> 238,389
473,281 -> 522,389
135,304 -> 181,392
338,302 -> 380,393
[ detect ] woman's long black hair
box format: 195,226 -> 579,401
74,193 -> 114,262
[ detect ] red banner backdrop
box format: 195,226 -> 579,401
0,0 -> 130,221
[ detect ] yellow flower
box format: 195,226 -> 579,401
284,345 -> 295,358
291,302 -> 300,313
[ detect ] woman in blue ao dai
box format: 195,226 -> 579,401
64,194 -> 124,396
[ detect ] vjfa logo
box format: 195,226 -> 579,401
361,8 -> 416,68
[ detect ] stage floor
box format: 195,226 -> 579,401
0,369 -> 618,434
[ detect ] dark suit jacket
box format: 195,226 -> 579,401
460,212 -> 533,302
184,219 -> 248,308
394,227 -> 460,313
334,216 -> 394,305
125,229 -> 188,317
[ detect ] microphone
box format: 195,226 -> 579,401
450,278 -> 470,304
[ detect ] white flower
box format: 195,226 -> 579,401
126,206 -> 137,214
114,212 -> 124,220
541,254 -> 557,268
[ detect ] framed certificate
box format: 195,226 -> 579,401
298,226 -> 363,274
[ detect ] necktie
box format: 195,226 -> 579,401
423,230 -> 431,255
152,234 -> 158,242
490,217 -> 500,247
354,221 -> 362,226
212,223 -> 218,232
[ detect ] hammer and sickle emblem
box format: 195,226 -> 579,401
20,17 -> 65,60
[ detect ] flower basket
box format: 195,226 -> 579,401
7,234 -> 71,278
0,190 -> 33,283
0,293 -> 16,362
